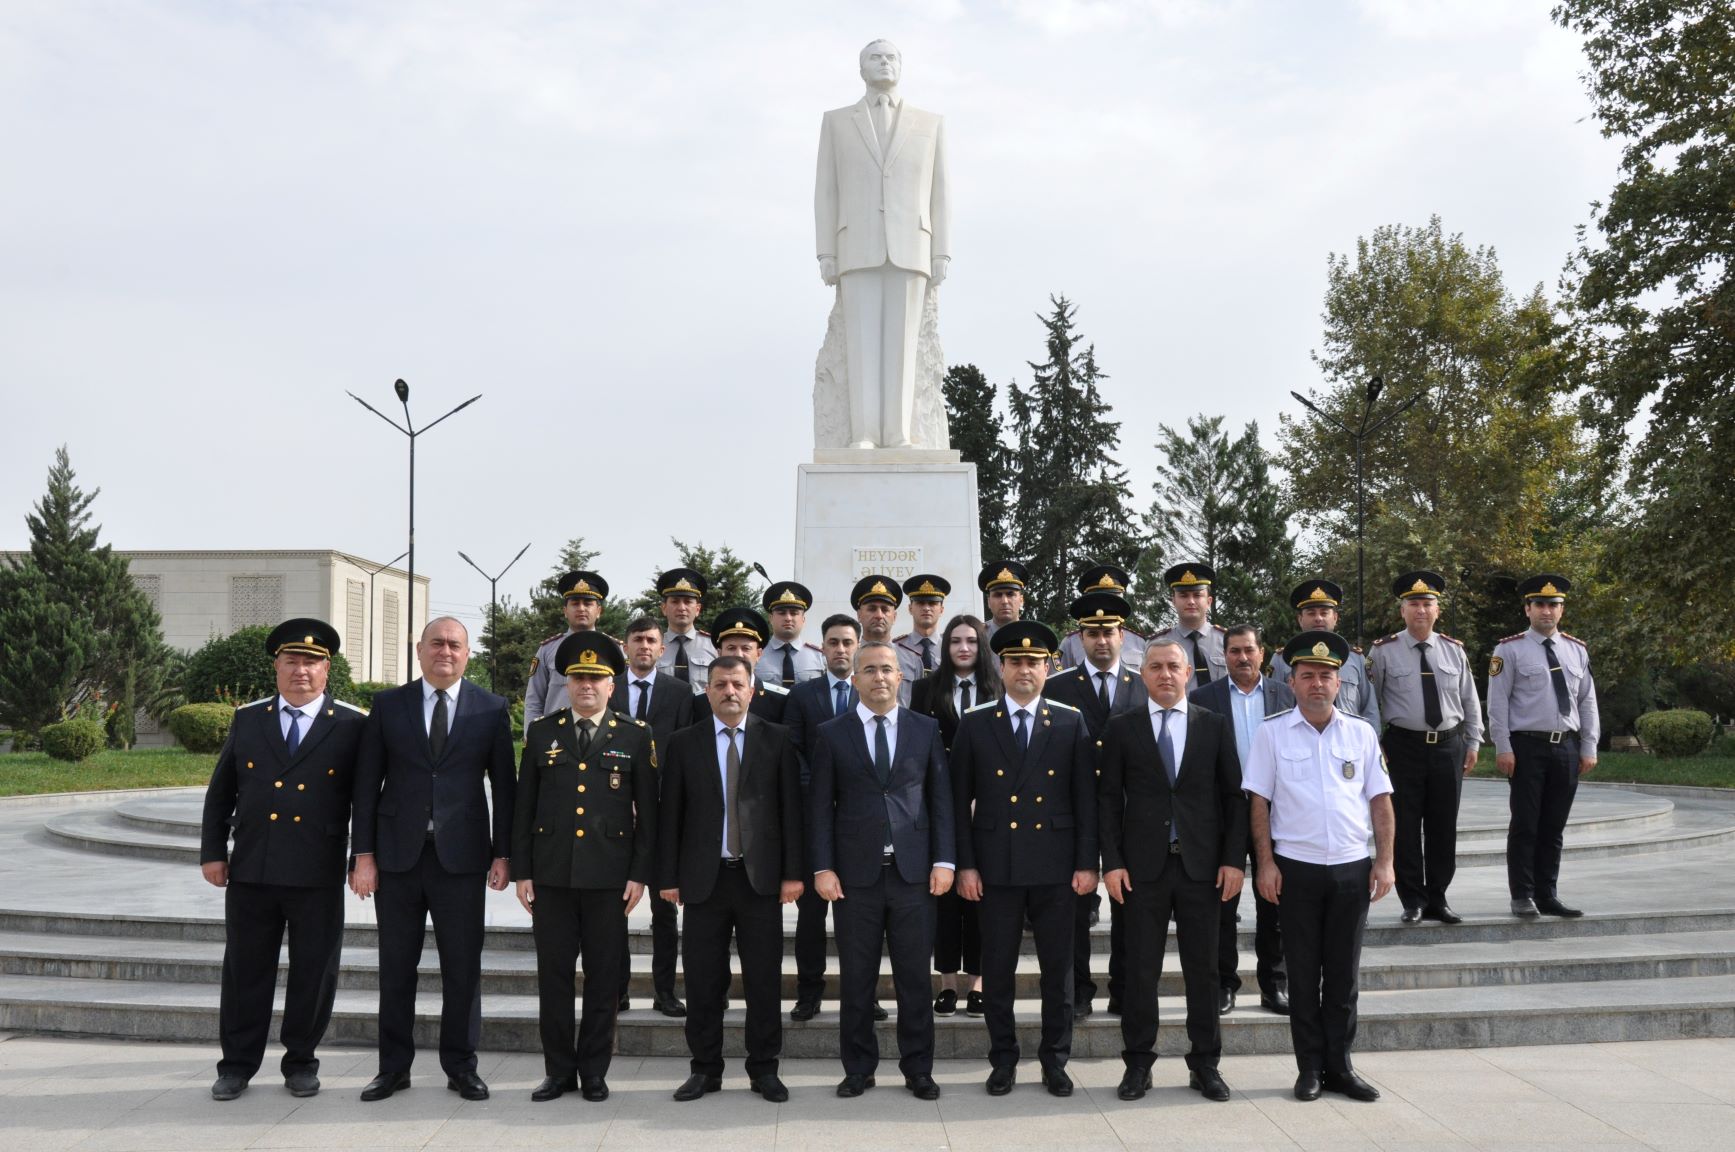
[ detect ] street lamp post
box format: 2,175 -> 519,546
348,379 -> 481,680
354,550 -> 409,682
1289,376 -> 1421,647
458,543 -> 532,691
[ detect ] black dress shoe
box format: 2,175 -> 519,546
1074,999 -> 1093,1018
1510,897 -> 1540,917
872,1000 -> 889,1021
1260,988 -> 1291,1015
1189,1067 -> 1231,1102
986,1065 -> 1016,1096
285,1069 -> 319,1098
1322,1070 -> 1381,1102
580,1076 -> 609,1101
933,988 -> 957,1016
673,1073 -> 722,1101
531,1075 -> 577,1102
905,1074 -> 940,1100
210,1073 -> 248,1101
1218,987 -> 1236,1015
447,1071 -> 490,1101
1536,898 -> 1583,918
1042,1067 -> 1073,1097
751,1074 -> 789,1102
1294,1070 -> 1322,1101
654,993 -> 688,1017
965,990 -> 985,1017
1105,997 -> 1122,1015
360,1071 -> 411,1101
1423,903 -> 1463,925
1400,906 -> 1423,924
790,998 -> 820,1022
836,1073 -> 875,1097
1116,1066 -> 1152,1101
618,992 -> 631,1012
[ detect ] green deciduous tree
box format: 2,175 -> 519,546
1553,0 -> 1735,657
628,540 -> 762,625
942,363 -> 1015,560
1006,296 -> 1141,629
480,538 -> 636,703
0,562 -> 92,739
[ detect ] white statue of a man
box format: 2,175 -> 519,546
815,39 -> 950,449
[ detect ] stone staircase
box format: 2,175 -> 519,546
5,781 -> 1735,1058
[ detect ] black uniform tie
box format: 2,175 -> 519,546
576,717 -> 594,755
872,715 -> 892,786
283,707 -> 303,756
958,680 -> 972,712
428,690 -> 448,761
1014,708 -> 1030,753
780,644 -> 796,688
1416,641 -> 1444,729
1189,631 -> 1212,686
633,679 -> 651,722
1543,638 -> 1572,716
1096,671 -> 1111,711
672,635 -> 690,682
920,637 -> 934,671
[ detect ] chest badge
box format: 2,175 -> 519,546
1342,761 -> 1356,780
610,772 -> 622,790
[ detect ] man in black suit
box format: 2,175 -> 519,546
1043,590 -> 1148,1018
658,656 -> 805,1103
1189,624 -> 1295,1017
200,618 -> 367,1101
514,631 -> 658,1102
952,621 -> 1097,1098
692,607 -> 791,725
611,614 -> 694,1018
809,640 -> 955,1100
779,613 -> 861,1020
1099,639 -> 1247,1103
350,616 -> 516,1102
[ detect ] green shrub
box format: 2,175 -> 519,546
510,698 -> 525,742
1635,709 -> 1715,759
41,719 -> 106,762
345,682 -> 391,711
183,626 -> 354,705
167,702 -> 237,753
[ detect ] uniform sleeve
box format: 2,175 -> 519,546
1457,645 -> 1484,745
1095,718 -> 1128,872
524,646 -> 550,726
1070,716 -> 1100,872
1359,655 -> 1382,729
1487,643 -> 1514,756
199,724 -> 241,864
808,731 -> 837,876
1361,721 -> 1394,800
1242,718 -> 1278,802
949,720 -> 978,872
510,733 -> 540,882
487,703 -> 516,860
628,732 -> 658,885
1576,647 -> 1600,753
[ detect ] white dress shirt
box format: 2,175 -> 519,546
1146,696 -> 1190,768
277,695 -> 320,744
1241,707 -> 1391,866
952,677 -> 978,716
421,678 -> 461,737
713,717 -> 745,859
627,672 -> 655,718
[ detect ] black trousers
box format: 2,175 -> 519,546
531,885 -> 626,1080
1219,853 -> 1285,996
682,863 -> 784,1078
1072,891 -> 1095,1004
1276,854 -> 1370,1075
217,881 -> 343,1080
1507,732 -> 1581,901
793,885 -> 832,1003
1107,893 -> 1126,1004
1119,855 -> 1221,1071
978,882 -> 1074,1071
620,892 -> 680,1000
934,887 -> 981,975
375,841 -> 485,1076
832,863 -> 935,1078
1385,728 -> 1466,909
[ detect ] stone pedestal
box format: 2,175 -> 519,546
793,461 -> 982,632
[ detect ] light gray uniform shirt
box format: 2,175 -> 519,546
1148,623 -> 1228,682
756,640 -> 826,687
1487,628 -> 1600,755
657,629 -> 716,695
1367,630 -> 1483,743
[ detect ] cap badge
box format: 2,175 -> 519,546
916,580 -> 939,595
1095,574 -> 1117,589
673,577 -> 695,592
578,649 -> 599,666
1540,581 -> 1560,596
1410,578 -> 1430,594
1312,641 -> 1330,658
1307,587 -> 1329,602
1021,637 -> 1033,647
304,635 -> 314,645
1177,570 -> 1202,585
997,568 -> 1015,583
870,581 -> 888,596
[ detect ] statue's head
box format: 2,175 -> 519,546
859,39 -> 901,88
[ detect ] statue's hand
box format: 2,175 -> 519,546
930,256 -> 950,287
819,256 -> 839,286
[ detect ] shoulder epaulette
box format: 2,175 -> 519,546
1124,626 -> 1149,639
803,642 -> 822,652
1350,645 -> 1364,655
238,696 -> 272,710
965,700 -> 1000,714
1061,628 -> 1081,639
1262,707 -> 1295,721
1497,632 -> 1526,644
539,630 -> 565,646
892,632 -> 912,644
761,681 -> 790,696
1560,632 -> 1588,648
695,628 -> 712,638
1371,633 -> 1399,647
1044,699 -> 1080,712
333,699 -> 369,715
1211,623 -> 1226,633
1437,633 -> 1464,647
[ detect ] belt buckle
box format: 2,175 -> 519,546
1549,731 -> 1563,745
1425,730 -> 1439,745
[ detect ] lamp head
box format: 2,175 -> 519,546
393,378 -> 410,403
1365,374 -> 1384,406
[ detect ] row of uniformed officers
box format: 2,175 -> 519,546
198,558 -> 1596,1106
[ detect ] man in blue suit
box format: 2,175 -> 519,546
809,640 -> 955,1100
1189,623 -> 1295,1017
350,617 -> 516,1102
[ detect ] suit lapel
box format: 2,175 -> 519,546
256,698 -> 290,772
840,712 -> 878,782
851,100 -> 884,168
1014,699 -> 1055,790
288,692 -> 337,765
585,711 -> 621,763
988,698 -> 1018,771
883,106 -> 914,172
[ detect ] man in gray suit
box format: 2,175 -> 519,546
815,39 -> 951,449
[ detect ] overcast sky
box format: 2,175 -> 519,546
1,1 -> 1620,636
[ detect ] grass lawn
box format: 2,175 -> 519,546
1466,746 -> 1735,789
0,748 -> 216,797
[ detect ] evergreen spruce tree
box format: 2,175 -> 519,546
942,363 -> 1015,560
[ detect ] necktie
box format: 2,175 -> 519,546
1157,708 -> 1179,842
1543,638 -> 1572,717
873,715 -> 891,786
872,93 -> 891,152
1417,641 -> 1444,729
834,681 -> 849,717
1189,631 -> 1212,686
672,635 -> 690,683
920,637 -> 934,671
723,727 -> 742,858
1096,671 -> 1111,711
634,680 -> 651,722
1014,708 -> 1030,753
283,707 -> 302,756
780,644 -> 796,688
429,690 -> 448,761
959,680 -> 972,713
577,717 -> 594,755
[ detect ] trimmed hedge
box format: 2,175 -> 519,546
346,682 -> 391,712
168,702 -> 236,753
41,719 -> 106,762
1635,709 -> 1715,759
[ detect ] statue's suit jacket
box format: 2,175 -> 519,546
815,96 -> 950,277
